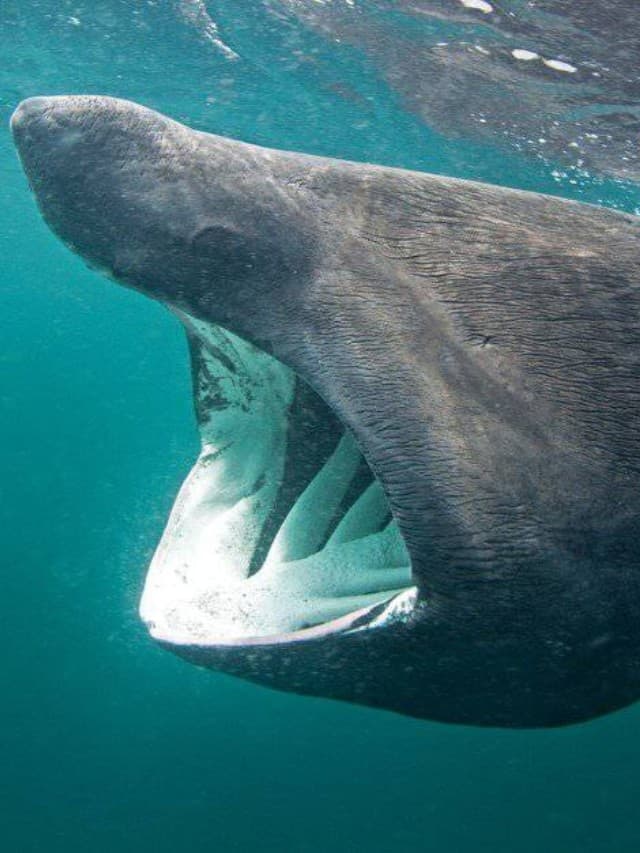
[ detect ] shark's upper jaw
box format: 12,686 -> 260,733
139,311 -> 417,648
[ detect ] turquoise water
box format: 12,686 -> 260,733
2,3 -> 640,851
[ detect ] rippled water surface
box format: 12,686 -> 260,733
2,2 -> 640,851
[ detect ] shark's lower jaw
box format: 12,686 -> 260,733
139,312 -> 416,647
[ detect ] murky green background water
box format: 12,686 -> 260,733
2,3 -> 640,851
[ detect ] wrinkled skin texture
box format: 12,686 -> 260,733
11,95 -> 640,727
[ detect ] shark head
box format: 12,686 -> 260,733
12,95 -> 640,727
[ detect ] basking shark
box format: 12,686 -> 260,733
11,95 -> 640,727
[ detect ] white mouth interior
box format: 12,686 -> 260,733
139,313 -> 414,646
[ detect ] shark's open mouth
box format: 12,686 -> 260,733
140,312 -> 416,647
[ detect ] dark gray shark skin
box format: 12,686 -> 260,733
11,95 -> 640,728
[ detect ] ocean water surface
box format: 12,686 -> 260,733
2,2 -> 640,851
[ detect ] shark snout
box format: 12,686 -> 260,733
10,96 -> 50,135
10,96 -> 73,151
11,96 -> 91,162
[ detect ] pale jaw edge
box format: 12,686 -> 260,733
139,315 -> 417,648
